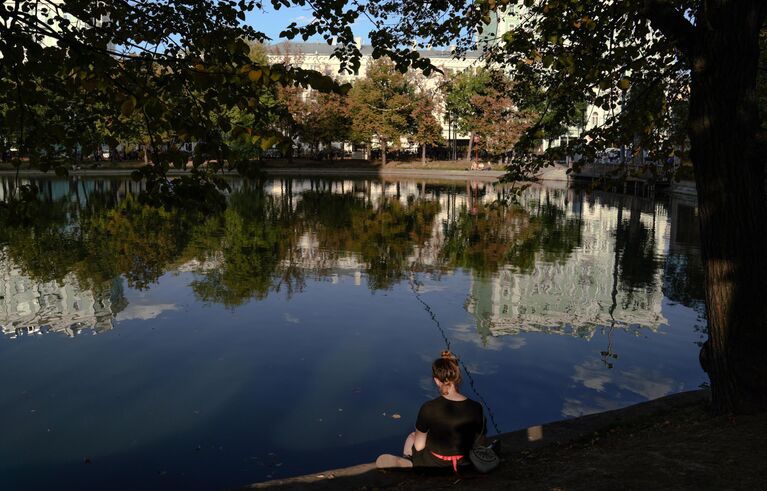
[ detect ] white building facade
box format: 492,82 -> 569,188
267,13 -> 611,155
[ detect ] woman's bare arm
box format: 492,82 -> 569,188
413,430 -> 428,451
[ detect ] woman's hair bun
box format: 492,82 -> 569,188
441,350 -> 455,360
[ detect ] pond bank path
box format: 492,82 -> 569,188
0,165 -> 569,182
239,390 -> 767,490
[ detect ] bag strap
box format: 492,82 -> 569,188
474,415 -> 488,447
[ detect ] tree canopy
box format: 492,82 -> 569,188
348,59 -> 415,165
0,0 -> 351,205
3,0 -> 767,413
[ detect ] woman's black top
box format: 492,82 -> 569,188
414,396 -> 485,461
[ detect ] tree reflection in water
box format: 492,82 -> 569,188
1,179 -> 446,306
614,196 -> 664,299
440,189 -> 583,276
297,190 -> 440,290
0,177 -> 707,343
190,187 -> 298,306
663,197 -> 706,310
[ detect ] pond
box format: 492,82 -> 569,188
0,176 -> 706,490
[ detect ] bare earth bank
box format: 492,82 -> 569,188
0,160 -> 569,181
239,390 -> 767,490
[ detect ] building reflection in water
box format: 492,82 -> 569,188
0,250 -> 127,339
466,187 -> 669,340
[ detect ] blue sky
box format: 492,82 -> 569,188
244,5 -> 376,44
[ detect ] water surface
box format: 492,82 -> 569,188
0,176 -> 706,490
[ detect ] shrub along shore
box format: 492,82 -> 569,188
240,390 -> 767,490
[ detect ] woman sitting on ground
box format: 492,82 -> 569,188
376,351 -> 485,471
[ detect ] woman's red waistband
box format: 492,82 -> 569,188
430,451 -> 464,473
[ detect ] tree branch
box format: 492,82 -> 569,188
641,0 -> 696,57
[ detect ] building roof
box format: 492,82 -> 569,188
267,42 -> 482,60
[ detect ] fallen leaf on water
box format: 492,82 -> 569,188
391,414 -> 401,419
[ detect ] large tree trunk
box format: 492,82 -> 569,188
689,4 -> 767,414
467,131 -> 474,161
421,143 -> 427,165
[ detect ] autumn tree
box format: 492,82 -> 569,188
300,90 -> 352,159
444,69 -> 493,160
348,59 -> 414,165
272,42 -> 311,161
408,85 -> 443,165
275,83 -> 310,160
467,73 -> 535,163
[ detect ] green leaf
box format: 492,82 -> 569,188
618,78 -> 631,91
260,135 -> 278,151
120,96 -> 137,117
248,70 -> 262,82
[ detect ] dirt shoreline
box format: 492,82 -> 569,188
0,162 -> 569,182
0,167 -> 505,181
238,390 -> 767,490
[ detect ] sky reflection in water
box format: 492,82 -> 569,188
0,177 -> 706,490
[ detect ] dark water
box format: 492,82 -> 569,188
0,176 -> 706,490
